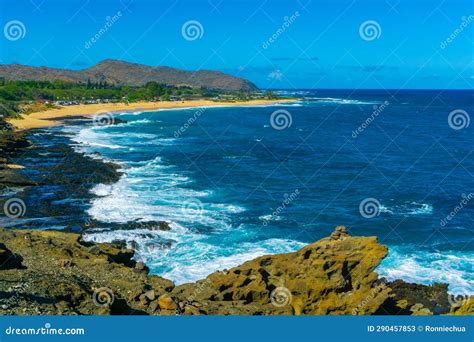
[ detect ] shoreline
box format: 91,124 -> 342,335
0,117 -> 472,315
7,99 -> 298,130
1,225 -> 470,315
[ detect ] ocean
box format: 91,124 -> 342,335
6,89 -> 474,294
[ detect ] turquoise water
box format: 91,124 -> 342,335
63,90 -> 472,293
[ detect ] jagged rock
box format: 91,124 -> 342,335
144,289 -> 156,301
158,294 -> 177,310
139,294 -> 149,306
110,118 -> 127,125
0,226 -> 471,316
84,219 -> 171,232
0,169 -> 36,186
149,301 -> 159,312
409,303 -> 433,316
382,279 -> 451,315
0,228 -> 172,315
330,225 -> 349,240
134,262 -> 149,274
172,226 -> 391,315
449,296 -> 474,315
58,259 -> 74,268
0,242 -> 24,269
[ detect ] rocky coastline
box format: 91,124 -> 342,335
0,119 -> 472,316
0,225 -> 472,316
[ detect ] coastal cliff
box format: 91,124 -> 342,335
0,226 -> 470,316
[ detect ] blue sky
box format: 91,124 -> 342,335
0,0 -> 472,89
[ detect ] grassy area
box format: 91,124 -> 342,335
0,80 -> 275,118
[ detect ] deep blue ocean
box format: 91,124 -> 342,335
46,90 -> 473,293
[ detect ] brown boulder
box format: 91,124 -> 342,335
173,226 -> 391,315
158,294 -> 177,310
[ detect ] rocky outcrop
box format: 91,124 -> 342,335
172,225 -> 390,315
449,296 -> 474,315
0,226 -> 471,316
0,122 -> 36,187
378,279 -> 451,315
0,228 -> 173,315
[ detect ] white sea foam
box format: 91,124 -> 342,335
71,127 -> 126,150
125,118 -> 154,125
259,214 -> 283,221
82,222 -> 305,284
378,247 -> 474,294
66,113 -> 469,291
305,97 -> 376,105
71,119 -> 308,285
379,202 -> 433,216
153,238 -> 305,284
74,123 -> 243,231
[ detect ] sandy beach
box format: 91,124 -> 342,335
8,99 -> 296,130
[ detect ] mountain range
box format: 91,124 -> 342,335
0,59 -> 257,92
